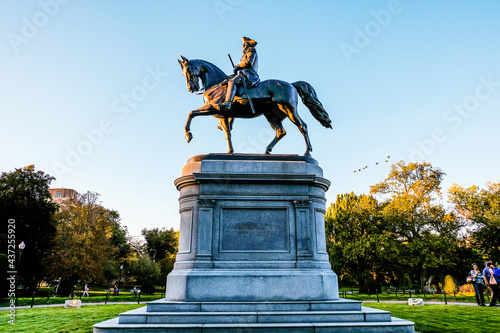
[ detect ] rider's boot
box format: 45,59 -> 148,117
219,80 -> 236,110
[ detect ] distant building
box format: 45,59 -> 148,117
49,188 -> 78,205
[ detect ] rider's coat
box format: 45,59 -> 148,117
235,48 -> 259,87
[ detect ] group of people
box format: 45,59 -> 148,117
469,261 -> 500,306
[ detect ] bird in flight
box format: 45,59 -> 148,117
353,155 -> 391,173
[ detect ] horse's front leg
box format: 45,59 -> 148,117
218,117 -> 234,153
184,105 -> 216,143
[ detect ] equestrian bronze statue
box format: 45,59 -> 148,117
178,37 -> 332,157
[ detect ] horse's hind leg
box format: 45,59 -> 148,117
279,104 -> 313,156
264,109 -> 286,154
218,117 -> 234,153
265,123 -> 286,155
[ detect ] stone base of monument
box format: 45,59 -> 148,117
94,299 -> 414,332
94,154 -> 414,332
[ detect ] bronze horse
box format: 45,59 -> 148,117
178,55 -> 332,156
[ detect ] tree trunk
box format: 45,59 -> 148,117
425,275 -> 434,293
420,269 -> 427,291
358,279 -> 365,293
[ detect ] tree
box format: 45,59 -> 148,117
452,242 -> 483,284
370,161 -> 462,291
142,227 -> 179,262
141,279 -> 156,295
45,191 -> 117,285
325,192 -> 397,292
0,254 -> 9,298
449,182 -> 500,260
57,277 -> 73,297
141,227 -> 179,279
110,214 -> 132,264
0,165 -> 58,292
127,255 -> 161,285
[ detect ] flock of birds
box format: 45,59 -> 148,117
354,156 -> 391,173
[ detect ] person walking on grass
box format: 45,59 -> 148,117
483,261 -> 499,307
469,263 -> 486,306
82,284 -> 89,297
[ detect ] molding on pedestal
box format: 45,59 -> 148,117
198,199 -> 216,207
293,200 -> 311,207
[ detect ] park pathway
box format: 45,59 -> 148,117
0,301 -> 141,310
363,300 -> 479,306
1,300 -> 483,311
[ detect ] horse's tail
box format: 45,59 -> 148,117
292,81 -> 332,129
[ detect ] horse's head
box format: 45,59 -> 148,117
178,55 -> 201,93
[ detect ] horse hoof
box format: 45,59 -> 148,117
265,149 -> 271,155
227,150 -> 234,154
304,150 -> 312,157
185,132 -> 193,143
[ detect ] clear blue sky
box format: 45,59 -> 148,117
1,1 -> 499,237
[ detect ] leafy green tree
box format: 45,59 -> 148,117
141,227 -> 179,279
105,212 -> 133,284
0,254 -> 9,298
45,191 -> 117,285
142,227 -> 178,261
449,182 -> 500,260
453,242 -> 484,284
57,277 -> 73,297
110,215 -> 132,264
141,279 -> 156,295
127,255 -> 161,285
0,165 -> 58,292
325,192 -> 397,291
370,161 -> 462,291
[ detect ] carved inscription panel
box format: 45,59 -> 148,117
220,208 -> 289,252
178,208 -> 193,253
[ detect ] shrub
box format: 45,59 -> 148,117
128,256 -> 161,285
0,254 -> 8,299
443,275 -> 458,294
141,280 -> 156,295
57,278 -> 73,297
458,283 -> 475,296
363,277 -> 381,294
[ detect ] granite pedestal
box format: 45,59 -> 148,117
94,154 -> 415,332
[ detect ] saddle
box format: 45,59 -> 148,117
207,79 -> 257,110
218,78 -> 254,99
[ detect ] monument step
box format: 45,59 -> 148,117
117,306 -> 392,324
146,299 -> 362,312
95,316 -> 415,333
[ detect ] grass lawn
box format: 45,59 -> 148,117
338,287 -> 481,303
0,304 -> 143,332
363,302 -> 500,333
1,302 -> 498,332
0,292 -> 163,307
346,292 -> 477,303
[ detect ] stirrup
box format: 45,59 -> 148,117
219,101 -> 232,110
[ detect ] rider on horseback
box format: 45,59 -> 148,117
218,37 -> 260,110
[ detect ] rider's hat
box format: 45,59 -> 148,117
242,37 -> 257,46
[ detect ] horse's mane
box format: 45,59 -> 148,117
190,59 -> 228,85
